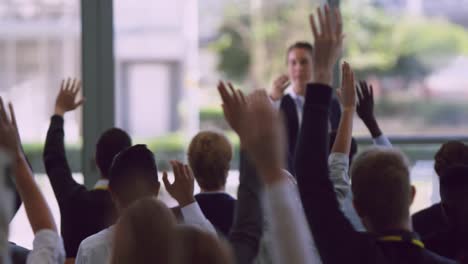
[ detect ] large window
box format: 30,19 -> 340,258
2,0 -> 82,249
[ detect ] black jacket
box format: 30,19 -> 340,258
43,116 -> 116,258
294,83 -> 457,264
195,192 -> 236,237
280,93 -> 341,175
413,203 -> 448,238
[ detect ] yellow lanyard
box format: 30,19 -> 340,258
94,186 -> 108,191
378,236 -> 425,249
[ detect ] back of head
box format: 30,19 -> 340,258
328,131 -> 358,164
109,144 -> 160,208
439,165 -> 468,235
351,147 -> 412,231
96,128 -> 132,178
172,225 -> 234,264
111,197 -> 176,264
434,141 -> 468,177
188,131 -> 233,191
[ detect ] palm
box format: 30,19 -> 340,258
55,78 -> 84,115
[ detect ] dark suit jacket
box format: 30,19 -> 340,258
413,203 -> 448,239
280,93 -> 341,175
424,230 -> 468,262
229,151 -> 263,264
195,192 -> 236,237
294,83 -> 456,264
43,116 -> 116,258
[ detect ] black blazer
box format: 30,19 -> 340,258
294,83 -> 456,264
195,192 -> 236,237
413,203 -> 448,239
280,93 -> 341,175
43,116 -> 116,258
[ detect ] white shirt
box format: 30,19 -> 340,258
75,202 -> 215,264
263,180 -> 321,264
271,90 -> 305,125
26,229 -> 65,264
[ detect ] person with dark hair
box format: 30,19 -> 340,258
295,6 -> 455,263
188,131 -> 236,237
43,79 -> 131,263
413,141 -> 468,238
422,165 -> 468,262
76,144 -> 216,264
269,40 -> 341,175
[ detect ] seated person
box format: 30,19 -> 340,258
188,131 -> 236,236
295,6 -> 455,263
76,145 -> 215,264
423,165 -> 468,262
412,141 -> 468,238
0,100 -> 65,263
110,197 -> 234,264
43,79 -> 131,262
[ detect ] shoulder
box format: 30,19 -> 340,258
76,227 -> 114,263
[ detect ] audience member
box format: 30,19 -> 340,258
0,99 -> 65,263
413,141 -> 468,238
294,5 -> 455,263
423,165 -> 468,262
76,144 -> 215,264
188,131 -> 236,236
43,78 -> 130,263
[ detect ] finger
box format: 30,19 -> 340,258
334,7 -> 343,39
227,82 -> 240,105
309,14 -> 319,40
324,5 -> 333,38
74,98 -> 86,108
162,171 -> 171,189
8,103 -> 18,130
0,97 -> 9,124
65,78 -> 72,92
238,90 -> 247,105
60,79 -> 66,92
369,84 -> 374,103
218,81 -> 230,105
317,7 -> 325,37
72,80 -> 82,95
356,83 -> 363,103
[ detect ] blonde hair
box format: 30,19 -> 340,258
188,131 -> 233,191
351,147 -> 412,230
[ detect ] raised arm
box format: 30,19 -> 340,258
356,81 -> 392,147
163,160 -> 216,234
0,100 -> 56,233
328,62 -> 357,201
43,78 -> 86,206
218,82 -> 263,264
295,6 -> 371,263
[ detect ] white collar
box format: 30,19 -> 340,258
288,89 -> 305,100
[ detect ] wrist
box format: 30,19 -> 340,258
270,91 -> 283,101
362,118 -> 382,138
313,71 -> 333,86
54,107 -> 65,117
178,196 -> 195,207
342,107 -> 355,114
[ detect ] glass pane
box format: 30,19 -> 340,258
114,0 -> 464,213
2,0 -> 82,249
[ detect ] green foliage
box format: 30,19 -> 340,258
213,0 -> 468,83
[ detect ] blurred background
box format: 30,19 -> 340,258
2,0 -> 468,248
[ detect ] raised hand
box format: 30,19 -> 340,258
309,4 -> 344,86
356,81 -> 375,121
356,80 -> 383,138
218,81 -> 248,136
240,91 -> 286,184
0,98 -> 21,156
163,161 -> 195,207
270,74 -> 290,101
337,62 -> 356,111
55,78 -> 85,116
